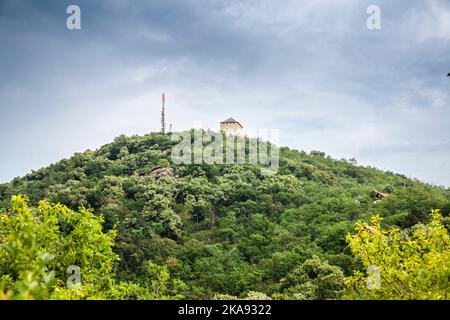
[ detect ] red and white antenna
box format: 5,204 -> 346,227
161,92 -> 166,134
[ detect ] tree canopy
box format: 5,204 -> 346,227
0,131 -> 449,299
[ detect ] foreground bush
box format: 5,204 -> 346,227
346,211 -> 450,300
0,195 -> 183,299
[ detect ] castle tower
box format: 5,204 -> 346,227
220,117 -> 244,136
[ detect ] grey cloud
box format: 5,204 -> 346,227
0,0 -> 449,185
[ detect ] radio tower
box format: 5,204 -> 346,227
161,93 -> 166,134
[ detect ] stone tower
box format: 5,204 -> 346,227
220,117 -> 244,136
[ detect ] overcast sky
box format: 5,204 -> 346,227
0,0 -> 449,186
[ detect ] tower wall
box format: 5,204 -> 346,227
220,122 -> 243,136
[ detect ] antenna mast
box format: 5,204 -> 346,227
161,93 -> 166,134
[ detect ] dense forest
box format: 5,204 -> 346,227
0,130 -> 449,299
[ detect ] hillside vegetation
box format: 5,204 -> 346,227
1,130 -> 449,299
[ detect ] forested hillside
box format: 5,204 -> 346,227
1,131 -> 449,299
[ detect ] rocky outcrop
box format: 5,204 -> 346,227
148,166 -> 174,179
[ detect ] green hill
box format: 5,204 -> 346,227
0,130 -> 449,299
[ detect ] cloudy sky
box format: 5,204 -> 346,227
0,0 -> 449,186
